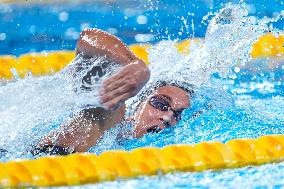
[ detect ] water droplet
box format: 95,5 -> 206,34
0,33 -> 6,41
59,11 -> 69,22
234,67 -> 241,73
137,15 -> 148,25
134,34 -> 154,42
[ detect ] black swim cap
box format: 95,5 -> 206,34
137,80 -> 194,103
126,79 -> 195,114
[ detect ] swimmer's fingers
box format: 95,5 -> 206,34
102,92 -> 132,110
101,75 -> 139,97
100,82 -> 136,104
102,71 -> 125,87
100,76 -> 125,94
99,62 -> 150,109
101,63 -> 148,94
101,69 -> 134,93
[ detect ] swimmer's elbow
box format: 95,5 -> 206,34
76,28 -> 100,54
79,28 -> 104,40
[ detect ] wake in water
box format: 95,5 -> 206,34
0,4 -> 283,159
0,55 -> 120,158
92,4 -> 284,153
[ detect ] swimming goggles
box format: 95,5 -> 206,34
149,96 -> 184,122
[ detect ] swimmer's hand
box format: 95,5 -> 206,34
76,28 -> 150,110
100,60 -> 150,110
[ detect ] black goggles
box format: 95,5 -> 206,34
149,96 -> 184,122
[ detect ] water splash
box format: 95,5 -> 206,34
125,4 -> 270,115
0,55 -> 119,159
147,4 -> 273,88
97,4 -> 284,153
0,4 -> 283,160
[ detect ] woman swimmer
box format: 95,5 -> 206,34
33,29 -> 194,155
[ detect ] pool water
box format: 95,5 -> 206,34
74,162 -> 284,189
1,0 -> 283,56
0,1 -> 284,188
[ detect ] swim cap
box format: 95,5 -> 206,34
126,79 -> 195,116
67,54 -> 120,93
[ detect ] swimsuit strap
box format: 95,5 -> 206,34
0,148 -> 8,157
80,61 -> 108,91
31,145 -> 74,156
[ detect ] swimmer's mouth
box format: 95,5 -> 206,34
146,125 -> 162,134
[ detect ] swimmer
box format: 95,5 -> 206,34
33,29 -> 194,155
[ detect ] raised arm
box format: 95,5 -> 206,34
76,29 -> 137,64
77,29 -> 150,109
35,29 -> 150,154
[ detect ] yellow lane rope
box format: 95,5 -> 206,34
0,51 -> 75,80
1,134 -> 284,187
0,33 -> 283,80
0,0 -> 72,3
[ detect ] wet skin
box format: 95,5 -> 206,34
134,85 -> 190,138
39,28 -> 190,153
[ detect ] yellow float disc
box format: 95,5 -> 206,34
251,32 -> 284,58
1,134 -> 284,187
0,33 -> 283,80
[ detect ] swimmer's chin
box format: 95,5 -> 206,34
146,125 -> 163,134
134,124 -> 163,138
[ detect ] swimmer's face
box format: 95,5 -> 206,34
133,85 -> 190,138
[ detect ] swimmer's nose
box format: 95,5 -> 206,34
159,111 -> 176,127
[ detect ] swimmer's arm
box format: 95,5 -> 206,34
37,106 -> 125,153
35,29 -> 149,154
76,28 -> 138,65
77,28 -> 150,110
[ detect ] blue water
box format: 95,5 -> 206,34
0,0 -> 283,55
1,1 -> 284,188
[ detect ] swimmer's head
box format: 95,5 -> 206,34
130,80 -> 194,138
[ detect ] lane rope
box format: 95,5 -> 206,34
1,134 -> 284,187
0,32 -> 284,187
0,33 -> 283,80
